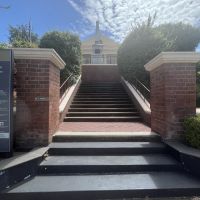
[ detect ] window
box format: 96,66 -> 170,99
95,49 -> 101,54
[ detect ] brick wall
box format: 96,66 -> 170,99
150,63 -> 196,139
81,64 -> 120,83
15,59 -> 60,149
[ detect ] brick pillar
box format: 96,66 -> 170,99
145,52 -> 199,139
14,48 -> 65,149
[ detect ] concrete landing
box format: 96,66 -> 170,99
53,131 -> 159,142
58,121 -> 151,132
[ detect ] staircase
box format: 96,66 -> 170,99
2,134 -> 200,199
64,82 -> 142,122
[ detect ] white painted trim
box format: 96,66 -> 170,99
59,76 -> 81,113
13,48 -> 66,69
144,52 -> 200,72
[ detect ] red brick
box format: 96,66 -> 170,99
150,63 -> 196,139
15,59 -> 60,149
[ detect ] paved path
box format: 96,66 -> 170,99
58,122 -> 151,132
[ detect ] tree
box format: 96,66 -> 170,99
118,21 -> 200,87
118,17 -> 172,86
156,23 -> 200,51
39,31 -> 81,83
0,43 -> 9,49
9,24 -> 39,47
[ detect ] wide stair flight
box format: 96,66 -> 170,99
2,134 -> 200,199
64,82 -> 142,122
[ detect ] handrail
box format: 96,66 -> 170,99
60,74 -> 73,99
129,77 -> 150,104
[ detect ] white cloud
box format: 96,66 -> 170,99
67,0 -> 200,42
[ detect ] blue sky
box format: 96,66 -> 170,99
0,0 -> 86,42
0,0 -> 200,50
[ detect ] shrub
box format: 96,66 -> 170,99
183,115 -> 200,149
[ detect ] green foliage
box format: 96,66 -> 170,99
156,23 -> 200,51
0,43 -> 9,49
183,115 -> 200,149
118,21 -> 200,87
11,40 -> 38,48
118,19 -> 172,85
9,24 -> 39,47
39,31 -> 81,83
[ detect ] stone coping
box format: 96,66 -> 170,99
0,147 -> 48,170
13,48 -> 66,69
145,52 -> 200,71
165,141 -> 200,159
59,76 -> 81,112
121,77 -> 150,112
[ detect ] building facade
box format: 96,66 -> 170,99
81,21 -> 119,64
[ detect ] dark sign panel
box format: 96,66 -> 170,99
0,49 -> 13,153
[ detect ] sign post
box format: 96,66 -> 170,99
0,49 -> 13,157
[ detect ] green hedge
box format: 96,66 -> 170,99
183,115 -> 200,149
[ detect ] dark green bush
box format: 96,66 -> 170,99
118,24 -> 171,86
118,21 -> 200,87
40,31 -> 81,84
183,115 -> 200,149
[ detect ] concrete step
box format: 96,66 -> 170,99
79,86 -> 124,89
80,83 -> 121,87
79,84 -> 123,87
68,108 -> 137,112
75,94 -> 129,98
77,92 -> 127,95
74,97 -> 130,101
52,132 -> 160,142
64,116 -> 142,122
73,98 -> 130,101
48,142 -> 166,155
70,104 -> 135,108
3,172 -> 200,199
78,89 -> 125,92
38,154 -> 181,174
66,112 -> 139,117
72,101 -> 131,104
